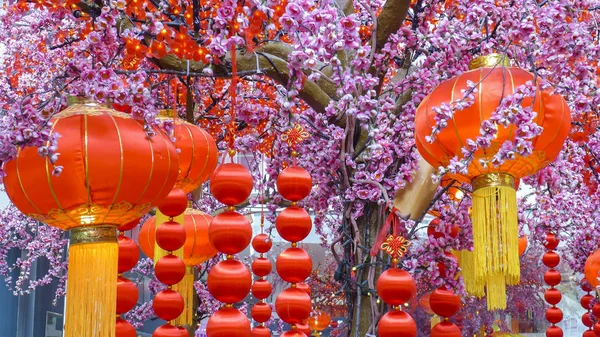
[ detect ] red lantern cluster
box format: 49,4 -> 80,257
376,268 -> 417,337
116,219 -> 141,337
543,233 -> 563,337
275,165 -> 313,336
430,248 -> 462,337
207,163 -> 254,337
251,233 -> 273,337
580,279 -> 595,337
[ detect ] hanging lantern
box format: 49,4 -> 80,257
307,310 -> 331,332
584,249 -> 600,287
414,54 -> 571,310
3,97 -> 179,337
206,162 -> 254,337
581,278 -> 594,337
543,233 -> 563,337
518,236 -> 528,256
250,220 -> 273,335
116,229 -> 140,337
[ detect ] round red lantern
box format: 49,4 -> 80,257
118,236 -> 140,273
155,220 -> 187,252
116,277 -> 138,314
210,163 -> 254,205
252,280 -> 273,299
546,325 -> 563,337
377,310 -> 416,337
206,308 -> 251,337
545,233 -> 560,250
431,321 -> 462,337
545,307 -> 563,324
252,233 -> 273,253
582,278 -> 594,292
276,247 -> 313,283
583,330 -> 596,337
251,258 -> 272,277
209,211 -> 253,255
593,303 -> 600,317
307,310 -> 331,331
251,302 -> 272,322
581,294 -> 594,309
275,287 -> 312,324
296,282 -> 311,295
518,235 -> 528,256
429,287 -> 461,317
153,290 -> 185,321
295,324 -> 311,336
115,318 -> 136,337
376,268 -> 416,305
582,313 -> 593,327
427,218 -> 459,239
277,166 -> 312,201
155,255 -> 186,285
158,189 -> 188,217
544,288 -> 562,306
251,326 -> 271,337
275,207 -> 312,242
542,252 -> 560,268
544,270 -> 562,286
153,324 -> 186,337
584,249 -> 600,287
207,260 -> 252,304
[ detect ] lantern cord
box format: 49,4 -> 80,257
173,267 -> 196,327
64,240 -> 118,337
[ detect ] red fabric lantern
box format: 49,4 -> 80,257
116,277 -> 138,314
155,255 -> 186,285
118,236 -> 140,273
277,166 -> 312,201
155,220 -> 187,252
429,287 -> 461,317
158,189 -> 188,217
544,270 -> 561,286
546,326 -> 563,337
376,268 -> 416,305
518,235 -> 528,256
153,324 -> 184,337
207,260 -> 252,303
206,308 -> 251,337
546,307 -> 563,324
581,294 -> 594,310
437,252 -> 458,279
275,287 -> 312,324
153,290 -> 185,321
427,218 -> 459,239
252,234 -> 272,253
252,280 -> 273,299
542,252 -> 561,268
582,278 -> 594,292
431,321 -> 462,337
583,330 -> 596,337
115,318 -> 137,337
295,324 -> 311,336
545,233 -> 560,250
251,302 -> 272,322
307,310 -> 331,331
210,163 -> 254,205
251,258 -> 272,277
209,211 -> 252,254
584,249 -> 600,288
544,288 -> 562,305
594,323 -> 600,335
251,326 -> 271,337
593,303 -> 600,317
582,313 -> 593,327
275,207 -> 312,242
377,311 -> 417,337
276,247 -> 313,283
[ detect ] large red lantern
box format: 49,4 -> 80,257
206,307 -> 251,337
207,259 -> 252,303
3,97 -> 179,337
415,54 -> 571,310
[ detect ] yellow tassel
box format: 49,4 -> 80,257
459,250 -> 485,297
471,173 -> 519,310
154,209 -> 185,263
64,226 -> 118,337
172,268 -> 196,327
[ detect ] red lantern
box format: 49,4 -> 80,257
252,258 -> 272,277
581,294 -> 594,310
280,332 -> 307,337
376,268 -> 416,305
429,287 -> 461,317
155,220 -> 187,251
377,311 -> 416,337
276,207 -> 312,242
546,307 -> 563,324
584,249 -> 600,288
251,302 -> 272,322
277,166 -> 312,201
427,218 -> 459,239
155,255 -> 186,285
275,287 -> 312,324
594,323 -> 600,335
545,233 -> 560,250
583,330 -> 596,337
118,236 -> 140,273
544,270 -> 561,286
206,308 -> 251,337
307,310 -> 331,331
542,252 -> 561,268
431,321 -> 462,337
295,324 -> 311,336
116,277 -> 138,314
210,163 -> 254,205
251,326 -> 271,337
582,313 -> 593,327
153,290 -> 185,321
252,233 -> 273,253
154,324 -> 185,337
296,282 -> 311,295
545,326 -> 563,337
252,280 -> 273,299
582,278 -> 594,292
209,212 -> 253,255
207,260 -> 252,304
518,236 -> 528,256
158,189 -> 188,216
544,288 -> 562,306
115,318 -> 137,337
276,247 -> 313,283
593,303 -> 600,317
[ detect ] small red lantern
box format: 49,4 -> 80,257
376,268 -> 416,305
206,308 -> 251,337
377,311 -> 416,337
207,260 -> 252,304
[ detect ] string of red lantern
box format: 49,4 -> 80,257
206,160 -> 254,337
152,190 -> 189,337
580,279 -> 595,337
275,128 -> 314,337
543,233 -> 563,337
116,219 -> 141,337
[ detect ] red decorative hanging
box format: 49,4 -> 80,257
116,225 -> 140,337
581,278 -> 594,337
275,129 -> 314,334
543,233 -> 563,337
206,159 -> 254,337
250,196 -> 273,337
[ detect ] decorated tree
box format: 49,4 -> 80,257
1,0 -> 600,336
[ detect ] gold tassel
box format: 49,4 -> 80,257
154,209 -> 185,262
64,226 -> 118,337
472,173 -> 519,310
172,267 -> 196,327
459,250 -> 485,297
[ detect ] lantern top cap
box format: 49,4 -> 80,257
67,95 -> 105,106
468,54 -> 511,70
157,109 -> 177,119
